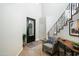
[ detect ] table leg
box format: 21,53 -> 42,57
64,46 -> 66,56
64,49 -> 66,56
75,53 -> 77,56
57,48 -> 60,56
71,51 -> 74,56
57,41 -> 60,56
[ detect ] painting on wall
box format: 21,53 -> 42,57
65,3 -> 72,21
69,20 -> 79,37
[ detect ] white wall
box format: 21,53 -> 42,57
0,3 -> 42,56
41,3 -> 68,33
39,17 -> 46,40
46,16 -> 57,33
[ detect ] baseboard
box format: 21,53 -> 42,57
17,47 -> 23,56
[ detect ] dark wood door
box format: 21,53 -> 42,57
27,17 -> 35,43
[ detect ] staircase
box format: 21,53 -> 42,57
48,3 -> 79,37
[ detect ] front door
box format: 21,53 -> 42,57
27,17 -> 35,43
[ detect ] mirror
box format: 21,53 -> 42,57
28,20 -> 34,36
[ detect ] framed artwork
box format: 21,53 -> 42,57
72,3 -> 77,15
69,3 -> 79,37
69,20 -> 79,37
71,3 -> 79,16
65,4 -> 72,21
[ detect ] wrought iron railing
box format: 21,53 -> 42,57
48,3 -> 79,37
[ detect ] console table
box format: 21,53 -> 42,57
58,38 -> 79,56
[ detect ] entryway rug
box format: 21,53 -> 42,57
26,40 -> 42,48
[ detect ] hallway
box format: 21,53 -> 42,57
19,41 -> 49,56
0,3 -> 79,56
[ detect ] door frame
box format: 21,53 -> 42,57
26,17 -> 36,43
